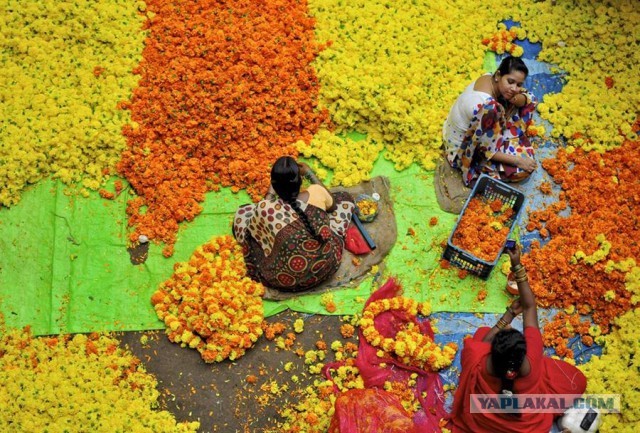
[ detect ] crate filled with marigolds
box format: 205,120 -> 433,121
443,174 -> 525,279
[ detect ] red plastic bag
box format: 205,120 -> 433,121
345,223 -> 372,255
328,388 -> 418,433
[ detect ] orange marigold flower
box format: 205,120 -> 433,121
246,375 -> 258,384
340,324 -> 355,339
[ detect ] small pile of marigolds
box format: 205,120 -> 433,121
151,235 -> 265,363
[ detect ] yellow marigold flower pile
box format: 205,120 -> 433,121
0,326 -> 199,432
481,23 -> 526,57
579,308 -> 640,432
360,296 -> 457,371
297,129 -> 383,187
151,235 -> 265,363
515,1 -> 640,149
310,0 -> 500,171
0,0 -> 145,206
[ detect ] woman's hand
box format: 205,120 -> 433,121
297,161 -> 311,177
515,156 -> 537,173
509,298 -> 524,316
506,243 -> 522,267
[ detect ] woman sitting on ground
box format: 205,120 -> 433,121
443,56 -> 538,187
450,244 -> 587,432
232,156 -> 354,292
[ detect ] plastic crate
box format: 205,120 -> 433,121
442,174 -> 525,279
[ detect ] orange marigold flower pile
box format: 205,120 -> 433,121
151,235 -> 265,363
524,140 -> 640,335
452,197 -> 514,262
118,0 -> 329,253
542,311 -> 592,359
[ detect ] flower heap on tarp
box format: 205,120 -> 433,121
517,0 -> 639,150
118,0 -> 329,255
481,23 -> 526,57
151,235 -> 265,363
310,0 -> 499,172
523,139 -> 640,355
452,197 -> 513,263
0,0 -> 144,206
0,325 -> 199,432
296,129 -> 383,187
579,308 -> 640,433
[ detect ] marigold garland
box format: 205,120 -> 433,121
452,197 -> 514,262
360,296 -> 457,372
0,326 -> 199,432
151,235 -> 265,363
118,0 -> 329,252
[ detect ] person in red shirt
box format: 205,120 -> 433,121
450,245 -> 587,433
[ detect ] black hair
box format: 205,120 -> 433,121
270,156 -> 322,242
491,328 -> 527,394
496,55 -> 529,78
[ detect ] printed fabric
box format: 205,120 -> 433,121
232,191 -> 354,291
443,80 -> 537,186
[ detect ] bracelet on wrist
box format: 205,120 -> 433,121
511,263 -> 524,272
496,318 -> 509,330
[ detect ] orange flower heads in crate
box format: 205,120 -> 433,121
444,175 -> 524,279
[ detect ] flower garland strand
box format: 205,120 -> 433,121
151,235 -> 265,363
359,296 -> 457,372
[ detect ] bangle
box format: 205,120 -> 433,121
506,306 -> 516,316
511,263 -> 524,273
496,317 -> 510,330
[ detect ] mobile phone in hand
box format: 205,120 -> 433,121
505,239 -> 516,250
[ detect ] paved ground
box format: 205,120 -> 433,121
119,311 -> 348,433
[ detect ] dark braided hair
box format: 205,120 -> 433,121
491,329 -> 527,417
271,156 -> 323,243
491,328 -> 526,393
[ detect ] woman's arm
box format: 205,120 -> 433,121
298,162 -> 337,213
507,91 -> 530,108
482,307 -> 517,343
506,245 -> 538,329
489,150 -> 537,173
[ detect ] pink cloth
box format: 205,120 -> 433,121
338,278 -> 447,432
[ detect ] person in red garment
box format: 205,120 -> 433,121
450,244 -> 587,432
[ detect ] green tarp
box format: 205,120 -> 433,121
0,153 -> 513,336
